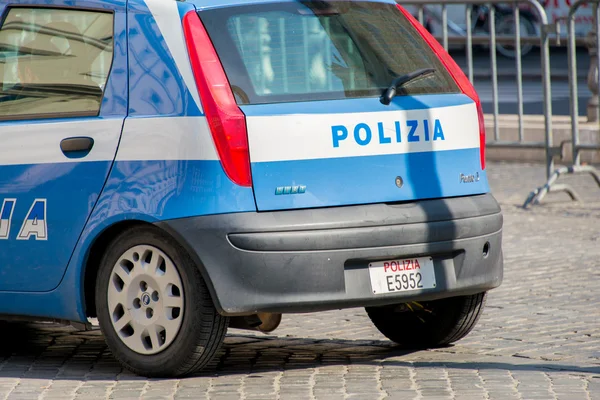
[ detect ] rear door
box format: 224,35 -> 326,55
0,2 -> 127,291
199,0 -> 488,211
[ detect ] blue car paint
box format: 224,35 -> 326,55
252,148 -> 488,211
177,1 -> 196,24
102,160 -> 256,220
0,0 -> 487,323
127,0 -> 201,117
0,0 -> 127,317
0,0 -> 128,294
0,161 -> 112,291
0,0 -> 257,320
57,0 -> 255,321
242,94 -> 488,211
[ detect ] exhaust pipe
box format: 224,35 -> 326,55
228,312 -> 282,333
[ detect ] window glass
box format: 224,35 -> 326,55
199,1 -> 458,105
0,7 -> 114,119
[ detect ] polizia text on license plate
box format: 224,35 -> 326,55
368,257 -> 437,295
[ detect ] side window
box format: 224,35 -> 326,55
0,7 -> 114,120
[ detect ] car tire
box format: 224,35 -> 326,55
365,292 -> 487,348
495,14 -> 537,58
95,225 -> 228,377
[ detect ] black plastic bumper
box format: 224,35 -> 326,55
157,193 -> 503,316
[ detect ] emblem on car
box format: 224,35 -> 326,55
275,185 -> 306,195
460,172 -> 480,183
141,292 -> 151,306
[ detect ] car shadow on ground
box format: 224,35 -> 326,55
0,322 -> 597,380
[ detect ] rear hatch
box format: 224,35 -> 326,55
198,0 -> 488,211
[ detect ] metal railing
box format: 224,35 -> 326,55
398,0 -> 556,186
398,0 -> 600,207
524,0 -> 600,206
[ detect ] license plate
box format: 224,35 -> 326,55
368,257 -> 436,295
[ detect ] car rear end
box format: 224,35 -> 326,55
94,0 -> 503,378
160,0 -> 502,316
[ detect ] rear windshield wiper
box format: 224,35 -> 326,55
380,68 -> 436,105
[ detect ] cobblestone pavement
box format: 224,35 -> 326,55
1,162 -> 599,400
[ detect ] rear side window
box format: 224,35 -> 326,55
0,7 -> 114,120
199,1 -> 458,105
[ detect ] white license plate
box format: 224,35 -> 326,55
368,257 -> 436,295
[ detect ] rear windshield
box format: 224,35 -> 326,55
199,1 -> 459,105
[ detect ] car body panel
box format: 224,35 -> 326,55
0,0 -> 500,324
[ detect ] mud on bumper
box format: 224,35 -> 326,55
157,193 -> 503,316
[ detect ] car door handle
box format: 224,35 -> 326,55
60,137 -> 94,155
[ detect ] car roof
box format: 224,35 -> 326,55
188,0 -> 397,12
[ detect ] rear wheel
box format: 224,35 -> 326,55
95,225 -> 228,377
366,292 -> 486,348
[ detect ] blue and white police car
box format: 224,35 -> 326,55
0,0 -> 503,377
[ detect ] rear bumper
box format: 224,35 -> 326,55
157,193 -> 503,315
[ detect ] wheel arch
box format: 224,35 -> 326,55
153,222 -> 226,314
83,220 -> 150,318
83,220 -> 222,318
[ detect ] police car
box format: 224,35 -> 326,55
0,0 -> 503,377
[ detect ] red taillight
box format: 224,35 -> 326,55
182,11 -> 252,186
396,5 -> 486,170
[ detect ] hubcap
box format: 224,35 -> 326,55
107,244 -> 185,355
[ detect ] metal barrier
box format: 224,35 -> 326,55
397,0 -> 558,200
523,0 -> 600,206
399,0 -> 554,148
397,0 -> 600,207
